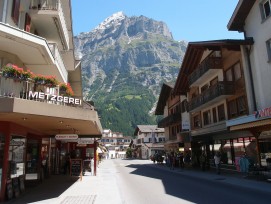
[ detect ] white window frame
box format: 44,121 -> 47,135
266,38 -> 271,61
261,0 -> 271,20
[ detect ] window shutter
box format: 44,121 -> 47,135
12,0 -> 20,25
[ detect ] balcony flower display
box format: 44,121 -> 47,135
44,75 -> 58,87
59,83 -> 74,96
20,69 -> 33,81
1,64 -> 33,81
33,74 -> 47,85
1,63 -> 23,78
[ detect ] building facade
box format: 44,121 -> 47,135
173,39 -> 255,168
227,0 -> 271,167
155,83 -> 189,153
100,129 -> 132,159
0,0 -> 102,201
134,125 -> 165,159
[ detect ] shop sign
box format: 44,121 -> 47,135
28,91 -> 82,105
55,134 -> 78,140
10,139 -> 24,146
182,120 -> 190,131
254,106 -> 271,118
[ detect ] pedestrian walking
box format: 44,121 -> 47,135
200,152 -> 206,171
214,152 -> 221,174
179,152 -> 184,169
239,153 -> 250,177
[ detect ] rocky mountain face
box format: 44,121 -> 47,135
74,12 -> 187,135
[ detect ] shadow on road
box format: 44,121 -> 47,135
125,163 -> 268,204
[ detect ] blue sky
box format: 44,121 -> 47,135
71,0 -> 243,42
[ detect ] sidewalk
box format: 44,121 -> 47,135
148,162 -> 271,194
5,160 -> 122,204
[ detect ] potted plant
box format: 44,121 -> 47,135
44,75 -> 58,87
33,74 -> 46,85
1,64 -> 22,78
20,70 -> 33,81
59,83 -> 74,96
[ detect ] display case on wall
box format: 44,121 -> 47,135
8,136 -> 26,179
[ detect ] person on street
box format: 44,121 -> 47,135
239,153 -> 250,177
200,152 -> 206,171
214,152 -> 221,174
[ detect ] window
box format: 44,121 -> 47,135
228,100 -> 238,118
226,69 -> 233,81
193,114 -> 201,128
203,110 -> 211,126
218,104 -> 225,121
261,0 -> 271,19
12,0 -> 20,25
233,63 -> 242,80
266,39 -> 271,61
201,84 -> 209,93
237,96 -> 247,115
212,108 -> 217,123
210,77 -> 218,87
226,62 -> 242,81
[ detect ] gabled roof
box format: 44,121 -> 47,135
227,0 -> 256,31
134,125 -> 164,136
173,39 -> 254,95
155,82 -> 174,115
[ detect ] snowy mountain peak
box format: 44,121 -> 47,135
95,11 -> 126,31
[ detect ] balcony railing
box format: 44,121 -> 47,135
30,0 -> 69,49
158,112 -> 182,128
48,43 -> 68,82
188,57 -> 222,86
188,81 -> 235,111
30,0 -> 58,10
0,75 -> 80,107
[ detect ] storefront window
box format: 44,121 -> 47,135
25,139 -> 39,180
0,133 -> 5,191
260,141 -> 271,166
219,137 -> 256,166
8,136 -> 26,179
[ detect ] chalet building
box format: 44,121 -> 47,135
227,0 -> 271,167
0,0 -> 102,201
173,39 -> 254,168
155,83 -> 190,153
100,129 -> 132,159
133,125 -> 165,159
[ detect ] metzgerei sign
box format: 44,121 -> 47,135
28,91 -> 81,105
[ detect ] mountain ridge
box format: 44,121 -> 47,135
74,12 -> 187,135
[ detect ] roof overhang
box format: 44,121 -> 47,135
227,0 -> 256,31
155,83 -> 174,115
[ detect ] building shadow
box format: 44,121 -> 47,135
4,175 -> 79,204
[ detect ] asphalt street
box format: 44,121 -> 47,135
4,159 -> 271,204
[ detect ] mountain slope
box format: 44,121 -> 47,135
74,12 -> 187,135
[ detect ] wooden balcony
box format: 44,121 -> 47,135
188,57 -> 222,86
158,112 -> 182,128
188,81 -> 235,112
